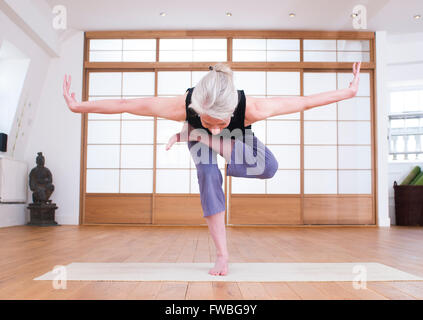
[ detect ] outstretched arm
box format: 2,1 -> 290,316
63,74 -> 187,121
245,62 -> 361,125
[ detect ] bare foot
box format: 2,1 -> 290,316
209,255 -> 228,276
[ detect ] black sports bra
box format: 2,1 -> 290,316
185,87 -> 252,139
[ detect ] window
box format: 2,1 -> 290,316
388,88 -> 423,161
0,40 -> 30,135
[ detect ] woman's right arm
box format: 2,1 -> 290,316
63,74 -> 187,121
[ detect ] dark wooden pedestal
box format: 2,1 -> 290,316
27,202 -> 60,226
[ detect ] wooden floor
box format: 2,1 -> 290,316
0,225 -> 422,300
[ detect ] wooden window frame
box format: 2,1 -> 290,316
81,30 -> 376,226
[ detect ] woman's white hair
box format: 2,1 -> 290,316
189,63 -> 238,120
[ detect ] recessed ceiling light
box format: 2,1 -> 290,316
414,14 -> 421,20
226,12 -> 232,17
289,13 -> 296,18
159,12 -> 166,17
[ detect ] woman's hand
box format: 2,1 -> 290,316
166,122 -> 202,150
63,74 -> 80,112
348,62 -> 361,97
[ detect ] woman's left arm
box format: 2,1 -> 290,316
245,62 -> 361,124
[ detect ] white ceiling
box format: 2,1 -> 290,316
46,0 -> 422,34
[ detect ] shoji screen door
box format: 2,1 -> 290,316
81,31 -> 376,226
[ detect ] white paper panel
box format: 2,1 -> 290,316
303,40 -> 337,50
304,102 -> 337,120
190,169 -> 199,193
87,121 -> 120,144
267,51 -> 300,62
87,145 -> 120,168
90,39 -> 122,50
233,71 -> 266,95
160,39 -> 193,50
122,72 -> 155,95
193,39 -> 227,50
90,51 -> 122,62
121,120 -> 154,144
337,52 -> 370,62
158,71 -> 191,95
120,169 -> 153,193
233,51 -> 266,62
89,73 -> 122,96
156,144 -> 190,168
88,96 -> 121,120
123,39 -> 156,50
193,51 -> 227,62
122,51 -> 156,62
303,51 -> 337,62
267,170 -> 300,194
338,97 -> 371,120
160,51 -> 193,62
338,121 -> 371,145
338,146 -> 371,169
267,121 -> 300,144
157,120 -> 184,144
86,169 -> 119,193
338,170 -> 372,194
337,40 -> 370,51
304,121 -> 337,144
304,146 -> 337,169
267,39 -> 300,50
190,169 -> 225,194
304,170 -> 337,194
121,145 -> 154,168
233,39 -> 266,50
156,169 -> 190,193
269,145 -> 300,169
251,120 -> 266,141
337,72 -> 370,96
192,71 -> 210,86
267,72 -> 300,95
304,73 -> 337,95
231,177 -> 266,194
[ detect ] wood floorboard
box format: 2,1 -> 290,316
0,225 -> 422,300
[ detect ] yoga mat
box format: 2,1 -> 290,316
410,171 -> 423,185
33,262 -> 423,282
412,172 -> 423,185
401,166 -> 421,185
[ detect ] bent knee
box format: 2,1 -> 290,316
260,157 -> 278,179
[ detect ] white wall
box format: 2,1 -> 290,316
24,31 -> 84,225
375,31 -> 390,227
0,8 -> 51,227
387,32 -> 423,85
0,1 -> 82,227
386,31 -> 423,225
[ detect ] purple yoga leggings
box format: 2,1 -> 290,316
187,134 -> 278,217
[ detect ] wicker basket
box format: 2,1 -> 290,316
393,181 -> 423,226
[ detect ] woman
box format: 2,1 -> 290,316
63,62 -> 361,276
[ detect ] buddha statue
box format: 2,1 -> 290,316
29,152 -> 55,203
